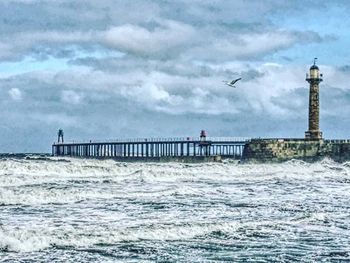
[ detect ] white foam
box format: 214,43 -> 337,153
0,221 -> 242,252
1,157 -> 349,256
0,158 -> 349,205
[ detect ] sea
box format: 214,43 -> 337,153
0,155 -> 349,262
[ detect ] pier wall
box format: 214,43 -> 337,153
242,139 -> 350,163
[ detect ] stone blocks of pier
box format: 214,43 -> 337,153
242,139 -> 350,163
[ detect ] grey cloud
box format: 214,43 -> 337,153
240,69 -> 265,81
338,65 -> 350,72
1,26 -> 322,62
0,0 -> 327,62
0,0 -> 349,152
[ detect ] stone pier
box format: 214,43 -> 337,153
242,139 -> 350,163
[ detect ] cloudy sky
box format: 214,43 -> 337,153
1,0 -> 350,152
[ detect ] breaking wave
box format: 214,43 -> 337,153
0,156 -> 349,262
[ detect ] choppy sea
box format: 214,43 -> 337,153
0,156 -> 349,262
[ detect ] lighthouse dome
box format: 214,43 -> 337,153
310,64 -> 319,70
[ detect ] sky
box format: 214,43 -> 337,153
1,0 -> 350,152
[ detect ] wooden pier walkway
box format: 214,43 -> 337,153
52,137 -> 250,160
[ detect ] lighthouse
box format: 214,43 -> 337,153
305,58 -> 323,140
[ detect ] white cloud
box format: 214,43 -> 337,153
8,88 -> 22,101
61,90 -> 83,105
103,20 -> 195,57
187,30 -> 322,60
0,42 -> 13,58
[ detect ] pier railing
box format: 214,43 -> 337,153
52,137 -> 250,159
55,137 -> 250,144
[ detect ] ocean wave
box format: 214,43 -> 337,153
0,156 -> 349,261
0,222 -> 242,252
1,218 -> 348,254
0,156 -> 348,180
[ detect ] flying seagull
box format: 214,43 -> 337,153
223,78 -> 242,88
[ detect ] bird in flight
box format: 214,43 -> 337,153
223,78 -> 242,88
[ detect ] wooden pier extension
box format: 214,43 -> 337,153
52,137 -> 250,160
